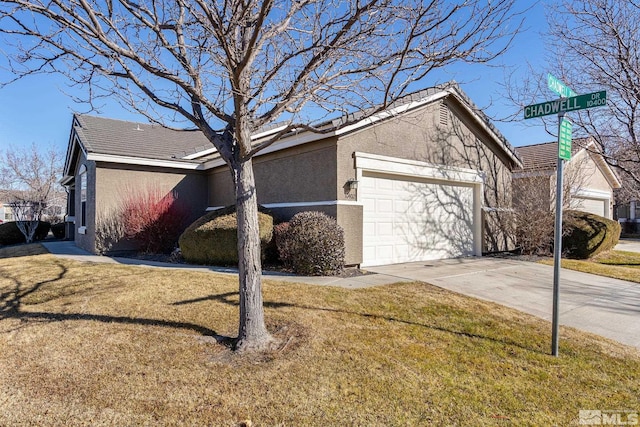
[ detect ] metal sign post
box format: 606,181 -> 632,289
551,112 -> 566,357
524,76 -> 606,357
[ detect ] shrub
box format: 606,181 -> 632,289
51,222 -> 65,239
273,222 -> 292,265
121,186 -> 190,254
278,211 -> 345,276
0,221 -> 51,245
562,210 -> 621,259
179,206 -> 274,266
95,210 -> 127,255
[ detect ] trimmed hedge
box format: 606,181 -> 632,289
51,222 -> 66,239
0,221 -> 51,245
562,210 -> 621,259
179,206 -> 274,266
276,211 -> 345,276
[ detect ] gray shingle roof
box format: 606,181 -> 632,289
73,115 -> 214,161
71,82 -> 520,167
515,138 -> 590,171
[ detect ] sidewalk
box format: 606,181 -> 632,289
40,240 -> 407,289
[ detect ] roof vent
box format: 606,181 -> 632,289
134,124 -> 143,131
439,102 -> 448,126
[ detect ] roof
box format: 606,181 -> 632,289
515,138 -> 596,171
515,141 -> 560,171
61,82 -> 522,179
73,115 -> 214,161
515,138 -> 622,189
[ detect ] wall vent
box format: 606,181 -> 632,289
439,102 -> 448,126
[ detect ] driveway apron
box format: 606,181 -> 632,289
368,257 -> 640,350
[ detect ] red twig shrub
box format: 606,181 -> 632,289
121,186 -> 190,254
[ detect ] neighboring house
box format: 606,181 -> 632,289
0,202 -> 13,223
514,138 -> 622,218
615,199 -> 639,233
60,83 -> 523,267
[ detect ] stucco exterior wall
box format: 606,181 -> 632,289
206,138 -> 366,262
94,164 -> 208,219
565,150 -> 615,217
567,150 -> 612,193
207,139 -> 339,208
92,163 -> 208,253
336,99 -> 517,252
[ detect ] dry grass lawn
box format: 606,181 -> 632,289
540,250 -> 640,284
1,244 -> 639,426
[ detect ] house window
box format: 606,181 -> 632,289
79,165 -> 87,227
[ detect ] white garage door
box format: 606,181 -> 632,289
361,171 -> 475,267
574,197 -> 606,217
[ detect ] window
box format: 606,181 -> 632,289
79,165 -> 87,228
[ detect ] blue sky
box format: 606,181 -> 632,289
0,1 -> 555,156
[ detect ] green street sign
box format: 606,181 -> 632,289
547,73 -> 576,98
558,119 -> 572,160
524,90 -> 607,119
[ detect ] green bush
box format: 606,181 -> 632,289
0,221 -> 51,245
51,222 -> 65,239
179,206 -> 274,266
562,210 -> 621,259
278,211 -> 345,276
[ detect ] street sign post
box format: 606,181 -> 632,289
524,83 -> 607,357
524,91 -> 607,119
547,73 -> 577,98
558,119 -> 572,160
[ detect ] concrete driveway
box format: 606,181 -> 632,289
367,257 -> 640,350
616,238 -> 640,253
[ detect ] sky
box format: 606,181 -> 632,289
0,1 -> 556,157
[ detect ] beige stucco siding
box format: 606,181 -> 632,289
566,150 -> 615,217
336,100 -> 516,252
90,164 -> 208,252
95,163 -> 208,219
208,138 -> 339,208
567,151 -> 612,193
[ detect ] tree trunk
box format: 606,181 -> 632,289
233,157 -> 274,352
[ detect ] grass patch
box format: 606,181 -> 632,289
0,242 -> 49,259
540,250 -> 640,283
0,250 -> 639,425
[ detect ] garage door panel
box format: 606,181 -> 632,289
573,197 -> 606,217
361,172 -> 475,266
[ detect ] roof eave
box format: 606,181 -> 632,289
445,87 -> 523,169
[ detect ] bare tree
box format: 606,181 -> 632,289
0,143 -> 62,243
512,142 -> 591,255
0,0 -> 522,351
545,0 -> 640,188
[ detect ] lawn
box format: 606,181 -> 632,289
1,245 -> 639,426
540,250 -> 640,284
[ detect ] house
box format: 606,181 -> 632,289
60,83 -> 523,267
514,138 -> 622,218
0,202 -> 13,223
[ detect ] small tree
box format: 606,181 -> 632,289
513,143 -> 591,255
7,200 -> 44,243
0,144 -> 63,243
0,0 -> 523,351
